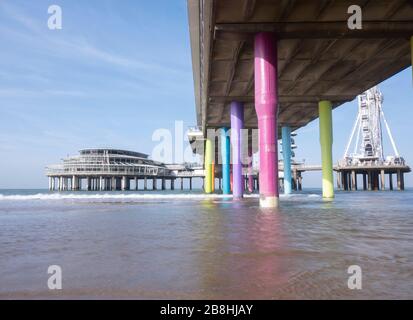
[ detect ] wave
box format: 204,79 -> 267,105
0,192 -> 320,201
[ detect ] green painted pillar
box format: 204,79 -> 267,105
319,100 -> 334,198
204,138 -> 213,194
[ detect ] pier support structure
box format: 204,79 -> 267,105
254,32 -> 279,207
319,100 -> 334,198
204,137 -> 213,194
247,136 -> 254,193
282,126 -> 292,195
231,101 -> 244,199
221,127 -> 231,195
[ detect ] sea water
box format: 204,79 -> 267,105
0,188 -> 412,299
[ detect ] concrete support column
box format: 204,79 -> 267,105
368,172 -> 372,191
381,170 -> 385,190
204,137 -> 214,194
211,164 -> 215,193
220,127 -> 231,195
247,136 -> 254,193
292,170 -> 298,191
161,178 -> 166,191
231,101 -> 244,200
373,172 -> 379,191
389,173 -> 393,190
298,175 -> 302,191
99,176 -> 104,191
397,170 -> 402,190
153,178 -> 157,190
180,178 -> 183,190
171,179 -> 175,190
189,177 -> 193,191
135,177 -> 138,191
254,32 -> 279,207
282,126 -> 292,194
72,176 -> 78,191
351,171 -> 356,191
363,173 -> 367,190
337,172 -> 341,190
319,100 -> 334,198
121,176 -> 127,191
401,172 -> 405,191
48,177 -> 53,191
144,177 -> 147,191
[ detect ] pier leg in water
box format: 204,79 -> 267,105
221,128 -> 231,195
247,135 -> 254,193
204,137 -> 213,194
211,163 -> 215,192
231,101 -> 244,199
319,100 -> 334,199
254,32 -> 279,207
282,126 -> 292,195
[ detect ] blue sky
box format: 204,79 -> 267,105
0,0 -> 411,189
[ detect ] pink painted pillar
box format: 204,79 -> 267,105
254,32 -> 279,207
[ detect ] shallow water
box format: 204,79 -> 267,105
0,189 -> 412,299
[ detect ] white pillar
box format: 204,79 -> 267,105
121,176 -> 127,191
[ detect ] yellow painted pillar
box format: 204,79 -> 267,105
204,138 -> 213,193
319,100 -> 334,198
211,163 -> 215,192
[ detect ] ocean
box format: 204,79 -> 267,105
0,188 -> 412,299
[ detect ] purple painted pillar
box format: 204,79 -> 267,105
254,32 -> 279,207
231,101 -> 244,199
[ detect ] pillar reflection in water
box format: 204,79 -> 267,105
192,199 -> 288,299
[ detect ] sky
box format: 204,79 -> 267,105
0,0 -> 412,189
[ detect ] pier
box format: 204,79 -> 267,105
46,149 -> 203,192
187,0 -> 412,206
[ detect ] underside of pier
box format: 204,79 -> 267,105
188,0 -> 413,131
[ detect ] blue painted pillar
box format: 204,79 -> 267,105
282,126 -> 292,194
231,101 -> 244,199
221,127 -> 231,194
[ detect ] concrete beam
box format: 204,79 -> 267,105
209,95 -> 355,104
215,21 -> 413,41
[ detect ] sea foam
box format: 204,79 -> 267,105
0,192 -> 320,201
